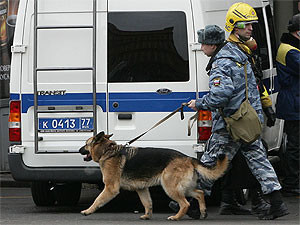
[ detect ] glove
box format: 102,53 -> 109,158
263,107 -> 276,127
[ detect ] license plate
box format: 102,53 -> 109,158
38,117 -> 93,133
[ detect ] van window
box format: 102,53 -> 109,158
252,5 -> 277,70
108,12 -> 189,82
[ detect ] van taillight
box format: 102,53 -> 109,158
9,100 -> 21,142
198,110 -> 212,141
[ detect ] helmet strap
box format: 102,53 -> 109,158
232,28 -> 249,42
237,33 -> 250,42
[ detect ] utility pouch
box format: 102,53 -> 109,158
223,99 -> 262,144
221,62 -> 262,144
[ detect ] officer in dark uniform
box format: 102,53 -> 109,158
276,13 -> 300,196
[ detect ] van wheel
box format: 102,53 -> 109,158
54,183 -> 82,206
31,181 -> 56,206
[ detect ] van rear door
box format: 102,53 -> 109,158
252,4 -> 284,151
107,0 -> 197,156
20,0 -> 107,162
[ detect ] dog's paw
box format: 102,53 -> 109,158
167,215 -> 179,221
140,215 -> 151,220
200,211 -> 208,219
81,210 -> 91,216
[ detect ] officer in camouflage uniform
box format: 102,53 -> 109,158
187,23 -> 289,220
225,3 -> 276,128
218,2 -> 275,216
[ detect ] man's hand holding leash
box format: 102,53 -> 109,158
188,100 -> 198,111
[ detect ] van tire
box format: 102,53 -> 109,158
31,181 -> 56,206
54,183 -> 82,206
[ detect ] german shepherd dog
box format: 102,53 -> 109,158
79,131 -> 228,220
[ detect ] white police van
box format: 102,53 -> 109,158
8,0 -> 283,206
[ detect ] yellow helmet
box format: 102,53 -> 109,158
225,2 -> 258,32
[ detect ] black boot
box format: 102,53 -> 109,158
258,190 -> 289,220
250,189 -> 270,216
168,198 -> 201,219
219,189 -> 251,215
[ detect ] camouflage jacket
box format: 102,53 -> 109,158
195,41 -> 264,132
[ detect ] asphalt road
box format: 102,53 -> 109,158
0,187 -> 299,225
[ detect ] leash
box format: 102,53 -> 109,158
126,103 -> 198,146
187,112 -> 198,136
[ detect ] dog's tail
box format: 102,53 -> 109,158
194,154 -> 228,180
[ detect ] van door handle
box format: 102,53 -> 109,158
118,114 -> 132,120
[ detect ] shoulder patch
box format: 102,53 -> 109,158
213,78 -> 221,86
212,63 -> 218,69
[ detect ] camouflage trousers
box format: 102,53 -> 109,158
198,130 -> 282,196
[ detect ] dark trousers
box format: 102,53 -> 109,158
282,120 -> 300,189
221,149 -> 260,190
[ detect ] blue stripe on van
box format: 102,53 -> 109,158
20,93 -> 106,113
10,93 -> 20,100
14,92 -> 207,113
109,92 -> 198,112
11,77 -> 278,114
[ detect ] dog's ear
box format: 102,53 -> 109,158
94,131 -> 105,143
104,134 -> 113,139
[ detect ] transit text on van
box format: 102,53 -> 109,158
37,90 -> 66,96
